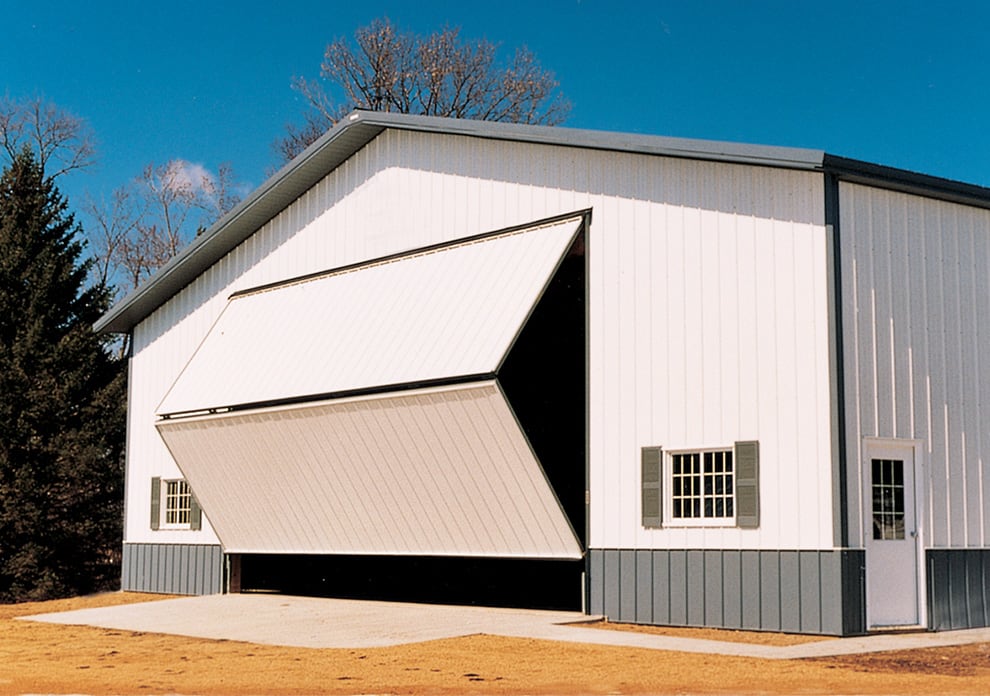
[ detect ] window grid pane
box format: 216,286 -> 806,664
872,458 -> 905,540
671,450 -> 734,520
165,480 -> 191,525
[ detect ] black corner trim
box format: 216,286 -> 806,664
825,174 -> 849,549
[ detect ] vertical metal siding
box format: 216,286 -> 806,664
652,551 -> 671,624
949,553 -> 970,627
760,553 -> 781,630
780,551 -> 801,632
619,550 -> 637,621
604,550 -> 620,619
616,161 -> 830,552
120,543 -> 223,595
740,550 -> 762,630
704,550 -> 723,625
800,552 -> 822,633
841,183 -> 990,549
843,550 -> 867,634
590,548 -> 863,635
669,551 -> 688,624
723,552 -> 742,628
635,550 -> 653,623
588,549 -> 605,616
964,552 -> 986,622
688,552 -> 709,625
127,129 -> 832,558
819,551 -> 843,635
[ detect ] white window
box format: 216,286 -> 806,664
641,441 -> 759,529
150,476 -> 201,531
669,449 -> 735,524
163,479 -> 192,527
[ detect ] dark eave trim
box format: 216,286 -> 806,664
823,154 -> 990,211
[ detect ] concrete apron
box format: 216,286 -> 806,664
21,594 -> 990,659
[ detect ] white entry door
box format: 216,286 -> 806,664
863,440 -> 921,628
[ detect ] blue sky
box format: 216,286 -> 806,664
4,1 -> 990,221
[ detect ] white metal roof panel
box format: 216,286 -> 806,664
156,381 -> 582,558
157,217 -> 580,417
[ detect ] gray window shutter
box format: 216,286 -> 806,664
150,477 -> 161,530
642,446 -> 663,528
735,441 -> 760,528
189,491 -> 202,531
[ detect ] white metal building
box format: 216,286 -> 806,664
97,111 -> 990,635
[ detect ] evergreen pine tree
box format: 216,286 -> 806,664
0,149 -> 125,602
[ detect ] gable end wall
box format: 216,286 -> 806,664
125,130 -> 834,556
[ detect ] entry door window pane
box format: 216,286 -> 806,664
872,458 -> 905,540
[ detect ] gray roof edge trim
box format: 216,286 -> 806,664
350,110 -> 827,170
824,154 -> 990,210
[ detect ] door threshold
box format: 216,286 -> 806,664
868,624 -> 926,635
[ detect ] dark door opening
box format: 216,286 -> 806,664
499,227 -> 586,545
238,554 -> 585,611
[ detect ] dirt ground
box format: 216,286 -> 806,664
1,593 -> 988,695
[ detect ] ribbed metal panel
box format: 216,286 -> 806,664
840,183 -> 990,548
588,155 -> 832,552
156,381 -> 581,558
927,549 -> 990,630
120,543 -> 223,595
588,549 -> 605,616
123,126 -> 832,556
157,218 -> 579,416
589,548 -> 865,636
635,550 -> 653,623
652,551 -> 670,624
705,550 -> 723,625
619,550 -> 636,621
723,552 -> 742,628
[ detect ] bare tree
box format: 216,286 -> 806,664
86,160 -> 242,296
200,162 -> 242,224
0,95 -> 97,179
276,18 -> 570,162
83,187 -> 143,289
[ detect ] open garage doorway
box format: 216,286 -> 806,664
232,225 -> 588,612
236,555 -> 585,611
162,214 -> 589,611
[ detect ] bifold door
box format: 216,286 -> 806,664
155,216 -> 586,560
